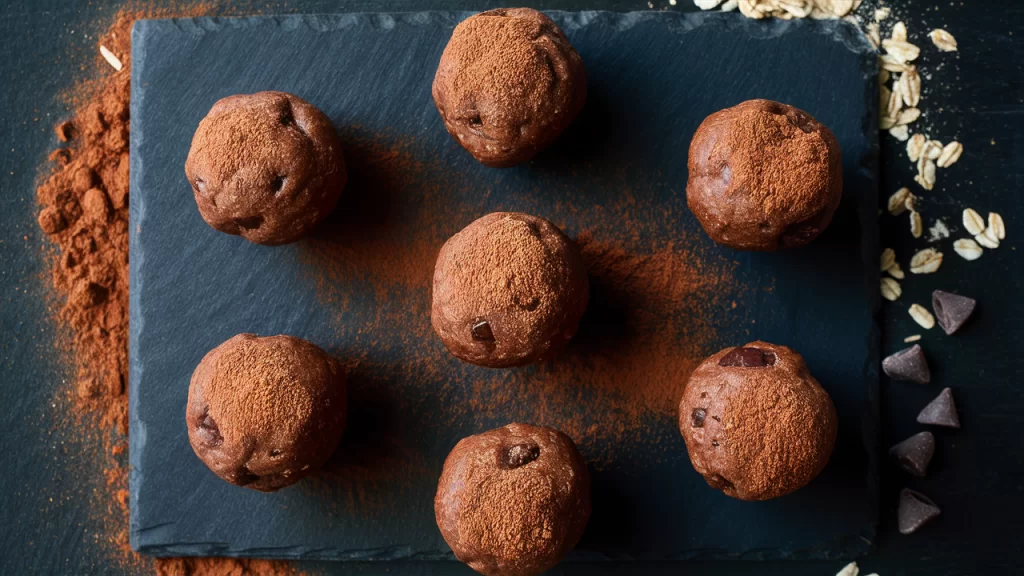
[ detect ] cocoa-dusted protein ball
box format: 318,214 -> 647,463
435,423 -> 591,576
186,333 -> 346,492
184,91 -> 346,245
432,8 -> 587,168
687,99 -> 842,251
431,212 -> 589,368
678,341 -> 837,501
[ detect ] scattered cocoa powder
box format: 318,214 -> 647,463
37,7 -> 301,576
154,558 -> 300,576
299,134 -> 747,469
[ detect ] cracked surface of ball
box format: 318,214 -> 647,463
435,423 -> 590,576
432,8 -> 586,167
185,91 -> 346,245
186,333 -> 346,492
687,99 -> 842,251
677,341 -> 837,501
431,212 -> 589,368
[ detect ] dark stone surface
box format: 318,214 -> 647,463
128,10 -> 878,561
1,1 -> 1021,575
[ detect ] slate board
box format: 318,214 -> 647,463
129,11 -> 879,562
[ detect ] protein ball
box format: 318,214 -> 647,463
432,8 -> 587,167
184,91 -> 346,245
186,333 -> 346,492
678,341 -> 838,501
687,99 -> 843,250
435,423 -> 591,576
431,212 -> 589,368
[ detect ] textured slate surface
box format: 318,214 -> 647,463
129,11 -> 879,562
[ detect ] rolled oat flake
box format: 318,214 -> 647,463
898,488 -> 941,534
889,431 -> 935,477
932,290 -> 976,335
917,387 -> 961,428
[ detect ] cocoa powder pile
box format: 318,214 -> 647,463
37,8 -> 299,576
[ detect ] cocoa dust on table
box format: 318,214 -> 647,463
300,134 -> 748,470
36,6 -> 298,576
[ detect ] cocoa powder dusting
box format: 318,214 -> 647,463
443,12 -> 561,125
724,103 -> 832,216
37,7 -> 300,576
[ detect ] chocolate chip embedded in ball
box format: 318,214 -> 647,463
432,8 -> 587,168
678,341 -> 837,501
186,333 -> 346,492
431,212 -> 589,368
687,99 -> 843,251
184,91 -> 346,245
435,423 -> 591,576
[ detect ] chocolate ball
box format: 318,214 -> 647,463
186,333 -> 346,492
687,99 -> 842,251
431,212 -> 589,368
435,423 -> 591,576
432,8 -> 587,168
677,341 -> 837,501
184,91 -> 346,245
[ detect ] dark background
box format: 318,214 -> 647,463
1,1 -> 1020,575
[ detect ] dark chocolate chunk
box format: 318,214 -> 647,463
471,318 -> 495,341
917,387 -> 960,428
898,488 -> 941,534
719,347 -> 775,367
889,431 -> 935,477
691,408 -> 707,428
932,290 -> 976,335
503,443 -> 541,468
882,344 -> 931,384
196,410 -> 223,447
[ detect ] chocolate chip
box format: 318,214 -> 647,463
882,344 -> 931,384
932,290 -> 976,335
471,318 -> 494,341
235,464 -> 260,486
917,387 -> 960,428
197,410 -> 223,447
898,488 -> 941,534
719,347 -> 775,367
706,473 -> 733,490
691,408 -> 706,427
889,431 -> 935,477
503,443 -> 540,468
233,215 -> 263,231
